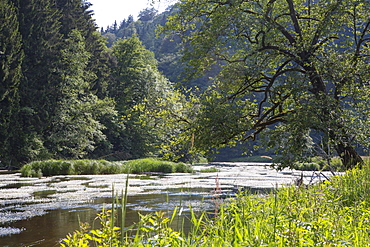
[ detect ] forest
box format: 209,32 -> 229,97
0,0 -> 193,168
1,0 -> 369,170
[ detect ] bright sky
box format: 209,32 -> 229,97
88,0 -> 175,28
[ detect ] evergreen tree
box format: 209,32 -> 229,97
138,7 -> 158,21
56,0 -> 113,99
9,0 -> 63,163
7,0 -> 115,163
0,0 -> 23,166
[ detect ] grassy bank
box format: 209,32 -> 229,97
20,158 -> 193,177
62,162 -> 370,246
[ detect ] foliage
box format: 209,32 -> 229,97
48,29 -> 115,159
62,162 -> 370,246
100,35 -> 196,162
293,156 -> 345,171
8,0 -> 65,165
0,0 -> 23,166
101,36 -> 170,159
161,0 -> 370,170
1,1 -> 189,167
125,158 -> 193,174
20,158 -> 192,177
102,5 -> 212,90
1,0 -> 119,166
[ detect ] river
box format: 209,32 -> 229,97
0,162 -> 335,246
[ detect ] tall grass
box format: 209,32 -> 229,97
21,158 -> 193,177
61,162 -> 370,246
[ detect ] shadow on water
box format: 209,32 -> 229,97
0,166 -> 290,246
0,187 -> 218,247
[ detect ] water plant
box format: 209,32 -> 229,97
21,158 -> 193,177
199,167 -> 220,173
61,161 -> 370,246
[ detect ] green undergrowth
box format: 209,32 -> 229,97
20,158 -> 193,177
62,162 -> 370,246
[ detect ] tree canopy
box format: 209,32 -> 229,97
162,0 -> 370,169
0,0 -> 185,166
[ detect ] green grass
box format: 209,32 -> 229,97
199,167 -> 220,173
124,158 -> 193,174
294,156 -> 349,171
61,161 -> 370,246
20,158 -> 193,177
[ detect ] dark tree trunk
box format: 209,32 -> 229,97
335,143 -> 363,170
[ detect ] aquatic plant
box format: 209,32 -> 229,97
20,158 -> 193,177
61,162 -> 370,246
124,158 -> 193,174
199,167 -> 220,173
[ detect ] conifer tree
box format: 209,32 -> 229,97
56,0 -> 113,99
0,0 -> 23,166
9,0 -> 64,163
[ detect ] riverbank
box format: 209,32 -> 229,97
63,162 -> 370,246
0,162 -> 335,246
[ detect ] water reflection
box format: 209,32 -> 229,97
0,189 -> 215,247
0,163 -> 334,246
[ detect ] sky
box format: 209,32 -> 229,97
88,0 -> 175,28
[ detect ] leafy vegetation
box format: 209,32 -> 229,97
20,158 -> 193,177
161,0 -> 370,169
0,0 -> 190,167
2,0 -> 369,170
61,162 -> 370,246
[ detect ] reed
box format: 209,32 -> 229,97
61,161 -> 370,246
21,158 -> 193,177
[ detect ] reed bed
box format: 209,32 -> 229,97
61,162 -> 370,246
20,158 -> 193,177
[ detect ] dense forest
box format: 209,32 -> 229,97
1,0 -> 369,169
102,0 -> 370,169
0,0 -> 193,167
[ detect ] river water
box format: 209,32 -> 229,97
0,162 -> 335,246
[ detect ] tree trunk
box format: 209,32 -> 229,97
335,143 -> 363,170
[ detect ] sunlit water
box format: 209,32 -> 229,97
0,163 -> 336,246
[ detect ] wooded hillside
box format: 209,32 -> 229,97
0,0 -> 188,167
